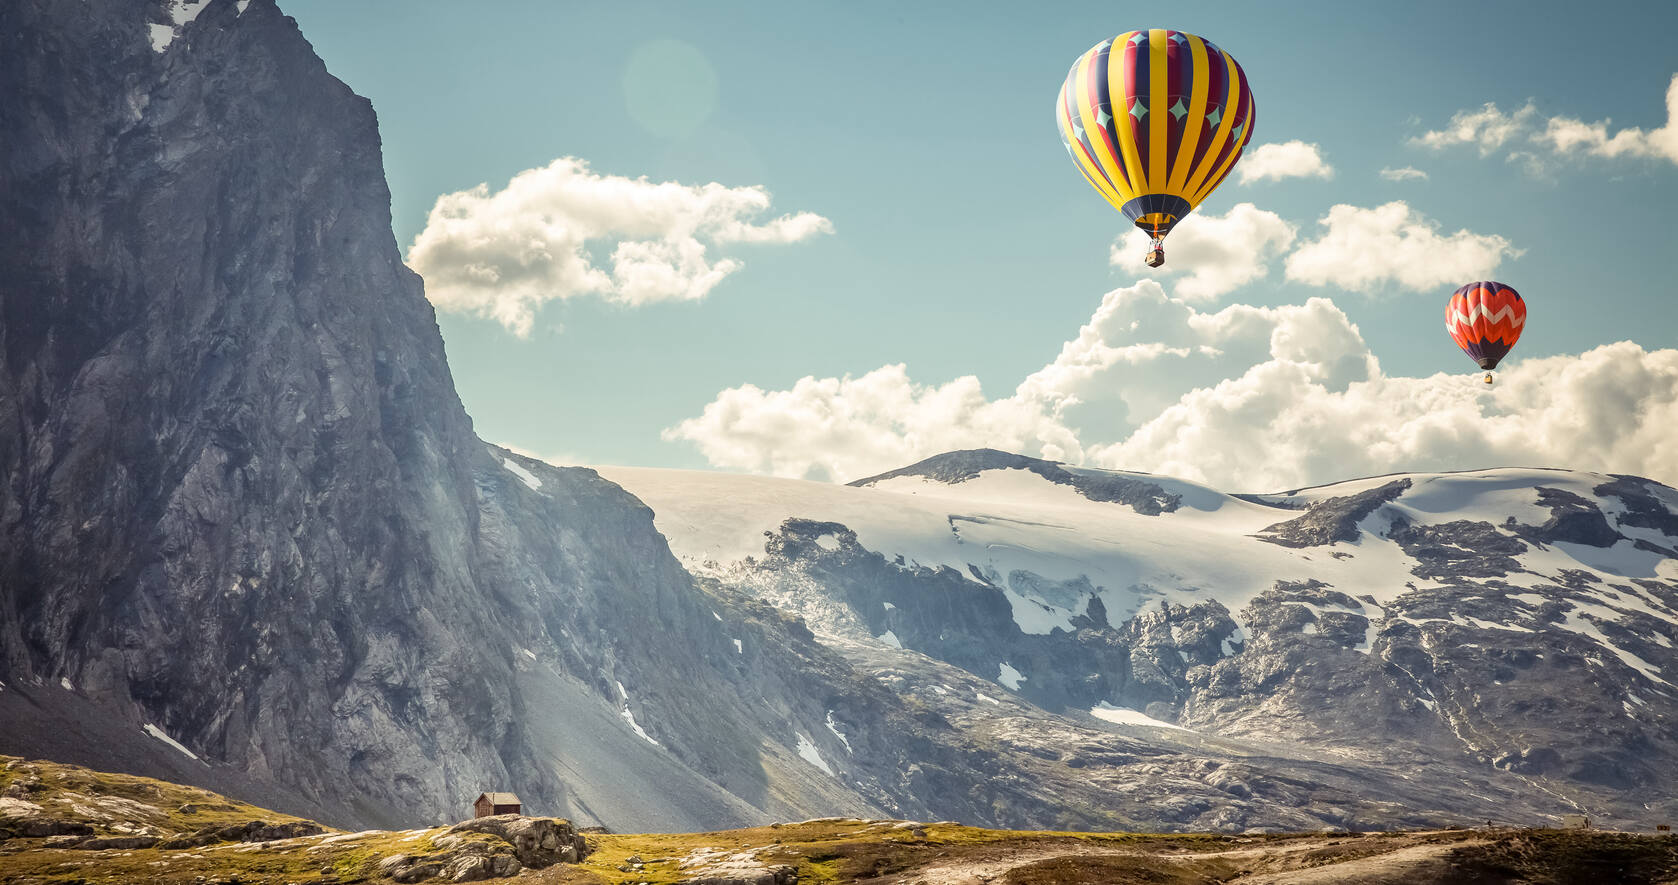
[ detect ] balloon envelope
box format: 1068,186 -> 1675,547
1446,282 -> 1526,371
1055,29 -> 1256,240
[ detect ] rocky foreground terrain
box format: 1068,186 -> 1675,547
4,756 -> 1677,885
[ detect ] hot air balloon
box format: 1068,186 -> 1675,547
1056,29 -> 1256,268
1446,281 -> 1526,385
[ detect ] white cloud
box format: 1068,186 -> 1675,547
1113,203 -> 1296,302
1236,141 -> 1334,184
1412,102 -> 1537,155
667,281 -> 1377,483
406,157 -> 832,336
1091,341 -> 1678,492
1379,166 -> 1429,182
661,365 -> 1081,482
1414,74 -> 1678,170
1535,74 -> 1678,164
1016,282 -> 1376,441
669,280 -> 1678,491
1284,202 -> 1519,293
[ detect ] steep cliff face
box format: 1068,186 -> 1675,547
0,0 -> 872,831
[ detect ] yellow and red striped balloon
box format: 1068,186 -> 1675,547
1055,29 -> 1256,240
1446,281 -> 1526,371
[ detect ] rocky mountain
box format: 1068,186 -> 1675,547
598,451 -> 1678,829
0,0 -> 911,833
3,0 -> 1674,838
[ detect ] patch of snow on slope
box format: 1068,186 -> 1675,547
148,23 -> 175,52
150,0 -> 209,53
1552,607 -> 1671,686
615,681 -> 660,746
795,732 -> 833,775
974,692 -> 1001,706
143,724 -> 201,762
997,662 -> 1025,690
236,0 -> 250,14
59,677 -> 73,691
1000,584 -> 1078,635
1091,702 -> 1189,731
877,630 -> 902,648
733,638 -> 743,654
169,0 -> 209,26
1221,624 -> 1249,657
1460,616 -> 1534,633
825,711 -> 853,753
814,533 -> 840,551
501,458 -> 543,491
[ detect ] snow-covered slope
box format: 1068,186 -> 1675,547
598,450 -> 1678,828
598,459 -> 1674,645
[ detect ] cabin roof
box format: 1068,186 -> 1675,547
476,792 -> 521,806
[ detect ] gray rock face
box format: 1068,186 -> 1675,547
1256,479 -> 1411,547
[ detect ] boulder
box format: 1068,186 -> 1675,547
446,815 -> 589,868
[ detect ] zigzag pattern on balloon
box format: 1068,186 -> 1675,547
1449,300 -> 1530,342
1446,303 -> 1526,336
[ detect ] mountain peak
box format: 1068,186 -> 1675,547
848,448 -> 1182,515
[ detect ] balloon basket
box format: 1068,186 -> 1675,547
1144,248 -> 1165,268
1482,372 -> 1494,386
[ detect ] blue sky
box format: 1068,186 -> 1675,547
281,1 -> 1678,489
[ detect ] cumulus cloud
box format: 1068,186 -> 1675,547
661,365 -> 1082,482
1284,201 -> 1519,293
1112,203 -> 1296,302
1016,282 -> 1376,440
1412,102 -> 1537,155
1236,141 -> 1335,184
1379,166 -> 1429,182
1535,73 -> 1678,164
669,280 -> 1678,491
1090,341 -> 1678,492
407,158 -> 832,335
1413,74 -> 1678,170
667,280 -> 1379,483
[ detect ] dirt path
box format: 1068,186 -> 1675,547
899,836 -> 1397,884
1235,840 -> 1485,883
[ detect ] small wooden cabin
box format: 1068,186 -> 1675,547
473,792 -> 521,818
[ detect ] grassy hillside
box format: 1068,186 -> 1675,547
3,755 -> 1676,884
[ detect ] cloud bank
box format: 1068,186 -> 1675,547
667,280 -> 1678,491
407,158 -> 832,335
